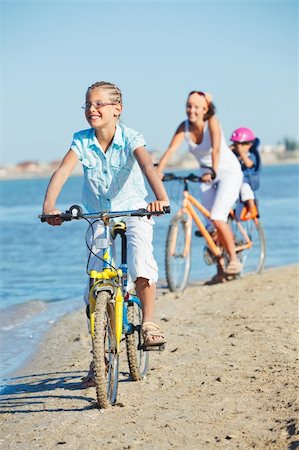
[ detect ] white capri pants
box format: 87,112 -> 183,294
200,170 -> 243,223
83,216 -> 158,304
240,182 -> 255,202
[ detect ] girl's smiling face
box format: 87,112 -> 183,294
186,93 -> 208,123
84,87 -> 122,128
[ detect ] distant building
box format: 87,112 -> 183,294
16,161 -> 40,172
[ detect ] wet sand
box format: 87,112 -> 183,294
1,265 -> 298,450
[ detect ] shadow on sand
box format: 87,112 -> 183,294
0,369 -> 135,413
0,370 -> 96,413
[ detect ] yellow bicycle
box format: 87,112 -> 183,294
40,205 -> 170,408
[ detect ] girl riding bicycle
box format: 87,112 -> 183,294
42,81 -> 170,384
157,90 -> 243,280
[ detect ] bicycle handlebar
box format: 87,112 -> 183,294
162,166 -> 216,183
163,173 -> 201,182
39,205 -> 171,223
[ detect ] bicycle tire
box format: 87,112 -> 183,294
230,217 -> 266,275
92,290 -> 119,409
165,214 -> 191,292
126,302 -> 149,380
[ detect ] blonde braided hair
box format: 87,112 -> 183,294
86,81 -> 122,104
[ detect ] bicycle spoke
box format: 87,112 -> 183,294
231,217 -> 266,275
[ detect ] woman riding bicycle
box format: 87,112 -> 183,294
157,90 -> 243,281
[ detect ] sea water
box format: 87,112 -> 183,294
0,164 -> 298,384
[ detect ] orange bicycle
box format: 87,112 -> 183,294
163,172 -> 266,292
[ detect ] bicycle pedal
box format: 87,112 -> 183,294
139,344 -> 165,352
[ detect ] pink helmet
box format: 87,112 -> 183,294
230,127 -> 255,143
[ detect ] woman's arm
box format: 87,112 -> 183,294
156,122 -> 185,176
43,149 -> 79,223
134,146 -> 170,212
208,115 -> 221,175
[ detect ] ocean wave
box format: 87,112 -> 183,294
0,299 -> 48,329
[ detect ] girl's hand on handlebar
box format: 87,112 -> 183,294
42,207 -> 63,226
147,200 -> 170,214
201,172 -> 213,183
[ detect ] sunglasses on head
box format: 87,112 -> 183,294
189,90 -> 206,97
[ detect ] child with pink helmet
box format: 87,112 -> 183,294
230,127 -> 261,218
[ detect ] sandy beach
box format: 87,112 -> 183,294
1,265 -> 298,450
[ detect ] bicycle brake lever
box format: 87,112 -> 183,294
200,165 -> 216,180
188,173 -> 200,182
162,173 -> 175,181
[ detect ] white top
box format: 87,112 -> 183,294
184,120 -> 241,176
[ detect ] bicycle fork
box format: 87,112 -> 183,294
89,275 -> 123,352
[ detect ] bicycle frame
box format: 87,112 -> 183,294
172,184 -> 256,258
88,218 -> 142,353
229,209 -> 257,253
40,205 -> 170,351
179,190 -> 222,257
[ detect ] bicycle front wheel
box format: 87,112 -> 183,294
165,214 -> 191,292
92,291 -> 119,409
230,217 -> 266,274
126,301 -> 149,380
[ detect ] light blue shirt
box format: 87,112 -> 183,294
70,123 -> 149,212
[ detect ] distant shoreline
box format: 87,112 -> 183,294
0,157 -> 298,182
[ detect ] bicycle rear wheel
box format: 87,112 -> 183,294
126,301 -> 149,380
230,217 -> 266,274
165,214 -> 191,292
92,291 -> 119,409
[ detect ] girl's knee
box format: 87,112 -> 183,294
213,219 -> 226,227
135,277 -> 156,290
135,277 -> 149,287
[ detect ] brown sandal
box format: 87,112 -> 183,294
226,259 -> 243,275
205,273 -> 227,285
142,322 -> 166,346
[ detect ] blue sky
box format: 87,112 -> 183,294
1,0 -> 298,164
